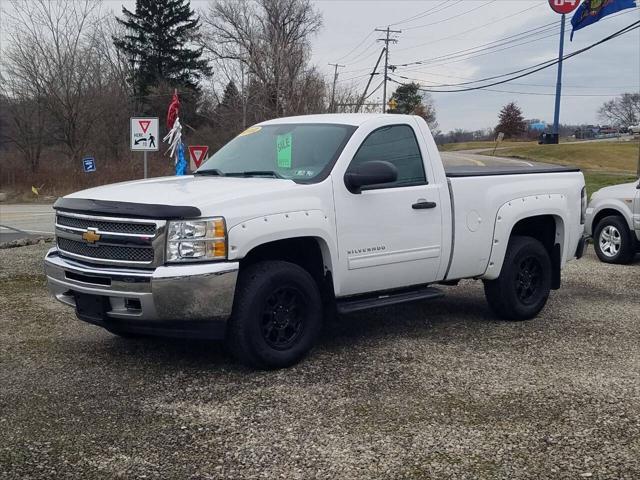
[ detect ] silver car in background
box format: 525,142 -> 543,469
585,180 -> 640,264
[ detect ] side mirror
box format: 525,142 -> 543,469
344,160 -> 398,194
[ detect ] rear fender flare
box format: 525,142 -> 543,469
482,194 -> 568,280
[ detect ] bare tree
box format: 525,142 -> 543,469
0,73 -> 49,172
201,0 -> 323,120
598,93 -> 640,127
3,0 -> 106,162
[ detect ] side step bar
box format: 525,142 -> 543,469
336,286 -> 444,315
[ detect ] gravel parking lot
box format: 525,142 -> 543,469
1,243 -> 639,479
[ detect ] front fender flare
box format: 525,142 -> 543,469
226,209 -> 337,273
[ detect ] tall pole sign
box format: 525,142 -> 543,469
548,0 -> 580,144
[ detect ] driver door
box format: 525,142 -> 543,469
332,123 -> 444,296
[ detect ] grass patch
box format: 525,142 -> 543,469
583,172 -> 638,197
480,140 -> 639,173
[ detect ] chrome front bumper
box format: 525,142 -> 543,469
44,248 -> 238,336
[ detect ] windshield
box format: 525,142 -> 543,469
196,123 -> 356,182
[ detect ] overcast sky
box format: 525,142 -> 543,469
305,0 -> 640,132
3,0 -> 639,132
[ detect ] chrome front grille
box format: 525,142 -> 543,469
56,215 -> 156,235
57,238 -> 154,263
55,212 -> 166,267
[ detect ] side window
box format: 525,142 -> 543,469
348,124 -> 426,188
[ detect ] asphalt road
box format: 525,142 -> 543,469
0,204 -> 55,243
1,242 -> 639,479
0,152 -> 544,243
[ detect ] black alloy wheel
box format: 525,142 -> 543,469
515,256 -> 542,305
261,286 -> 306,350
227,260 -> 323,369
484,236 -> 552,321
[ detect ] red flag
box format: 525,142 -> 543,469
166,90 -> 180,130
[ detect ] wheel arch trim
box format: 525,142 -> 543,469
482,194 -> 569,281
227,210 -> 337,281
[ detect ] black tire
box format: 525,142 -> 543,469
593,215 -> 635,264
227,261 -> 323,369
483,236 -> 552,321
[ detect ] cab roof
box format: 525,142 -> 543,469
258,113 -> 416,127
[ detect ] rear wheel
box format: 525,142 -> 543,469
484,236 -> 552,321
227,261 -> 322,369
593,215 -> 635,264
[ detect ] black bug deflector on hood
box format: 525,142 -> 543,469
53,198 -> 201,219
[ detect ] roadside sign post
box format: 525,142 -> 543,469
188,145 -> 209,171
82,156 -> 96,173
493,132 -> 505,156
548,1 -> 580,145
130,117 -> 159,178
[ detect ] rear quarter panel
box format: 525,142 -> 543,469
446,172 -> 584,280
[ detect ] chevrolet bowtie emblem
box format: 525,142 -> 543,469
82,229 -> 101,244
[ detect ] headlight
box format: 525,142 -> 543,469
166,217 -> 226,262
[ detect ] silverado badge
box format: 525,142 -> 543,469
82,228 -> 101,244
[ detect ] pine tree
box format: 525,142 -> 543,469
388,82 -> 438,130
495,102 -> 526,139
113,0 -> 211,97
214,81 -> 243,135
218,81 -> 241,112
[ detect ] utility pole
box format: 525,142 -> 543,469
328,63 -> 345,113
551,14 -> 566,144
357,47 -> 385,112
375,26 -> 401,113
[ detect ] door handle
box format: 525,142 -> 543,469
412,201 -> 437,210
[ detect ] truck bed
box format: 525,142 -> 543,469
445,161 -> 580,177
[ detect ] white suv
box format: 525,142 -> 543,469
585,180 -> 640,264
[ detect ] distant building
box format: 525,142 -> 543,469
526,119 -> 548,132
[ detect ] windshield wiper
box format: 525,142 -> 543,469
226,170 -> 284,179
194,169 -> 225,176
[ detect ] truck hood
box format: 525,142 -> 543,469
591,181 -> 639,200
64,175 -> 331,226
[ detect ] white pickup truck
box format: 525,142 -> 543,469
45,114 -> 587,368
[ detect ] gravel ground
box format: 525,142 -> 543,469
1,243 -> 639,479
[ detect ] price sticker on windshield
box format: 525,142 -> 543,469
277,133 -> 292,168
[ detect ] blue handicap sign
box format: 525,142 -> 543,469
82,157 -> 96,173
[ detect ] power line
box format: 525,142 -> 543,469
402,0 -> 498,31
397,5 -> 639,61
334,30 -> 375,62
388,69 -> 639,90
400,29 -> 561,71
388,20 -> 640,93
392,8 -> 640,89
386,0 -> 463,27
395,3 -> 548,53
395,21 -> 560,68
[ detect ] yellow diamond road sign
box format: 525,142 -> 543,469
387,98 -> 398,110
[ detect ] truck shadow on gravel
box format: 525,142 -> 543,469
102,292 -> 495,369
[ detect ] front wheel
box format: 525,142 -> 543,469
593,215 -> 635,264
227,261 -> 323,369
484,236 -> 552,321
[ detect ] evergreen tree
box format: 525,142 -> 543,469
214,81 -> 243,137
388,82 -> 438,130
495,102 -> 526,139
218,81 -> 241,112
113,0 -> 211,97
